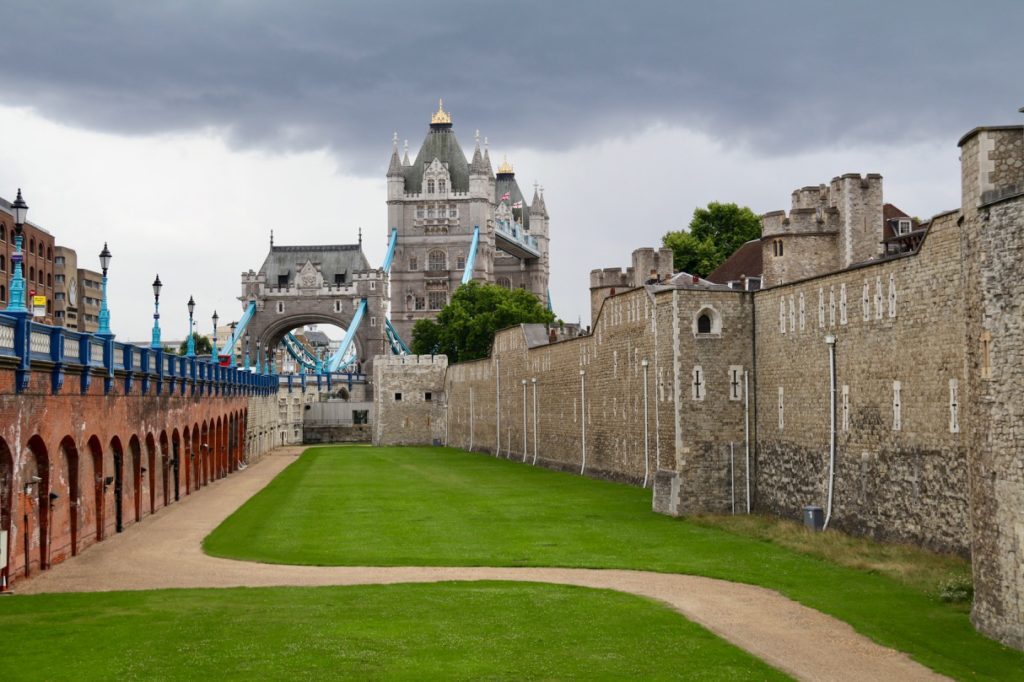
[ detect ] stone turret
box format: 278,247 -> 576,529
761,173 -> 883,287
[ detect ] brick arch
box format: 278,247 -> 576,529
145,433 -> 157,515
159,431 -> 171,508
170,429 -> 182,502
215,416 -> 224,479
55,435 -> 80,561
190,424 -> 200,490
200,421 -> 210,486
23,435 -> 50,574
108,436 -> 124,534
128,435 -> 143,524
86,435 -> 104,541
0,436 -> 12,588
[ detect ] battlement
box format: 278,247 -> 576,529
589,267 -> 633,289
761,207 -> 840,237
376,354 -> 448,368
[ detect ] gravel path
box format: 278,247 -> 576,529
15,447 -> 947,682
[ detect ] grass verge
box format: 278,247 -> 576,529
204,446 -> 1024,680
0,582 -> 788,681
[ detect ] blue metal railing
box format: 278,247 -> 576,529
0,311 -> 278,397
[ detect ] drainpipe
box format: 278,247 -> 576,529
531,378 -> 538,465
521,379 -> 528,462
824,334 -> 837,530
469,386 -> 474,452
580,369 -> 587,475
744,369 -> 751,513
642,359 -> 650,488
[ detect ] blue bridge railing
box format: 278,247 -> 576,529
0,312 -> 277,397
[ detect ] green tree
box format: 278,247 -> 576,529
411,282 -> 555,363
178,332 -> 212,356
662,202 -> 761,277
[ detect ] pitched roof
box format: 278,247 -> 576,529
706,239 -> 763,284
495,171 -> 530,230
258,244 -> 371,284
403,126 -> 470,193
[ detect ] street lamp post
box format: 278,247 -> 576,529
244,332 -> 251,371
151,275 -> 162,349
5,189 -> 28,313
211,310 -> 219,360
97,242 -> 113,337
186,295 -> 196,357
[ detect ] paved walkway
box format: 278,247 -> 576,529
16,448 -> 946,682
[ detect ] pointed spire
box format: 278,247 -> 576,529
531,182 -> 548,217
270,229 -> 274,247
402,139 -> 411,165
387,131 -> 403,176
470,128 -> 487,174
482,136 -> 494,177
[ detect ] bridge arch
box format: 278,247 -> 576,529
87,436 -> 103,541
145,433 -> 157,515
254,312 -> 367,371
108,436 -> 125,534
159,431 -> 171,508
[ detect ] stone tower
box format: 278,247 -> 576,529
387,101 -> 551,342
958,121 -> 1024,650
761,174 -> 883,287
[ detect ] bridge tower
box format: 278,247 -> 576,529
238,239 -> 388,380
387,100 -> 551,342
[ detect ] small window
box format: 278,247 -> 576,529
428,291 -> 446,310
456,255 -> 465,270
427,179 -> 435,194
277,302 -> 284,313
394,392 -> 402,401
428,250 -> 447,271
496,277 -> 511,289
897,219 -> 912,235
425,392 -> 432,402
409,256 -> 418,271
697,314 -> 711,334
415,296 -> 425,311
449,208 -> 458,218
773,239 -> 784,257
334,273 -> 346,284
438,180 -> 446,193
0,225 -> 5,241
0,255 -> 5,271
277,274 -> 288,287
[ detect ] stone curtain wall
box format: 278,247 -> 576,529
754,211 -> 969,555
961,126 -> 1024,649
442,286 -> 754,515
372,355 -> 447,446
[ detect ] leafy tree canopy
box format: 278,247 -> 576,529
662,202 -> 761,277
177,332 -> 212,356
411,282 -> 555,363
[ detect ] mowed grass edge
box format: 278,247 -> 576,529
0,582 -> 790,681
203,445 -> 1024,681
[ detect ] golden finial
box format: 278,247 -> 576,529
430,98 -> 451,125
497,155 -> 514,174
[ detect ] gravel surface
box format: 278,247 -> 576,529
14,447 -> 947,682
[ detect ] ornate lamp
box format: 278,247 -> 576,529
186,295 -> 196,357
97,242 -> 113,336
151,274 -> 162,349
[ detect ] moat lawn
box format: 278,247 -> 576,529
0,582 -> 787,681
204,446 -> 1024,681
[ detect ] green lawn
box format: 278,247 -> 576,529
205,446 -> 1024,681
0,582 -> 788,681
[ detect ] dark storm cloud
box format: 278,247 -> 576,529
2,0 -> 1021,172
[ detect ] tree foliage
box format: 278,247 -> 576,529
411,282 -> 555,363
178,332 -> 212,356
662,202 -> 761,277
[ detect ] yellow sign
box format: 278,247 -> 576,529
32,295 -> 46,307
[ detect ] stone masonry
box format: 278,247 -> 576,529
372,355 -> 447,447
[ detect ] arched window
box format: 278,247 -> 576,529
29,266 -> 34,282
47,247 -> 52,260
29,238 -> 35,253
38,243 -> 44,257
47,273 -> 52,287
0,284 -> 5,301
496,277 -> 511,289
773,239 -> 784,257
438,179 -> 446,193
427,179 -> 435,194
0,255 -> 5,271
428,250 -> 446,271
693,306 -> 722,336
409,255 -> 418,271
0,225 -> 6,241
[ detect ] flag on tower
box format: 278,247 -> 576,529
512,200 -> 522,209
500,191 -> 510,202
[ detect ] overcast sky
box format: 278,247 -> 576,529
0,1 -> 1021,341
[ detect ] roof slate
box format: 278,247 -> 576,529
404,127 -> 471,193
258,244 -> 370,285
